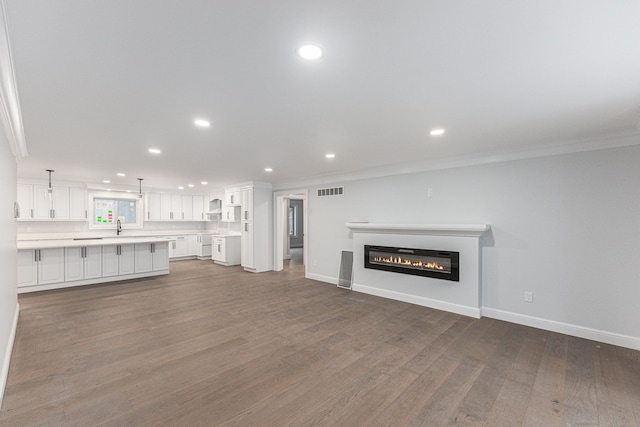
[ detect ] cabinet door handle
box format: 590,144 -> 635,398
38,249 -> 42,262
35,250 -> 38,262
15,202 -> 20,219
148,212 -> 150,220
244,223 -> 248,232
31,208 -> 34,218
152,243 -> 155,253
85,210 -> 88,219
218,244 -> 221,252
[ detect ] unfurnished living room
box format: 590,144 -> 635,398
1,1 -> 640,426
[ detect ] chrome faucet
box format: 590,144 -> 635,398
116,219 -> 122,235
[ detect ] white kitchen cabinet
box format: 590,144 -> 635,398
212,235 -> 241,266
225,188 -> 241,206
222,205 -> 239,222
160,193 -> 172,220
17,250 -> 38,287
194,234 -> 212,259
38,248 -> 66,284
134,242 -> 169,273
240,222 -> 254,268
18,248 -> 66,288
169,236 -> 189,259
65,246 -> 102,282
241,187 -> 253,221
187,235 -> 197,256
102,244 -> 135,277
69,187 -> 88,220
146,192 -> 162,221
33,186 -> 69,220
240,183 -> 272,273
181,195 -> 193,220
192,195 -> 206,221
17,184 -> 34,220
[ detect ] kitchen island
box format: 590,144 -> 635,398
17,236 -> 174,293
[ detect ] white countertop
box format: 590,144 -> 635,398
17,230 -> 241,242
17,236 -> 177,250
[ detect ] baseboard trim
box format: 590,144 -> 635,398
306,273 -> 338,285
482,307 -> 640,351
353,283 -> 481,319
17,270 -> 169,294
0,302 -> 19,408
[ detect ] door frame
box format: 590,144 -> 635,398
273,188 -> 308,274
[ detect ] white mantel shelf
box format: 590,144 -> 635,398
345,222 -> 490,238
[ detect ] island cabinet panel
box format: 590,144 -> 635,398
102,244 -> 135,277
134,242 -> 169,273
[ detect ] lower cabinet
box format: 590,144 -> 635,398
17,241 -> 170,292
169,236 -> 189,259
134,242 -> 169,273
17,248 -> 65,288
65,246 -> 102,282
212,236 -> 241,266
102,244 -> 135,277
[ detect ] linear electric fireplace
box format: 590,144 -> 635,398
364,245 -> 459,282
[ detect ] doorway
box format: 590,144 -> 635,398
274,190 -> 308,274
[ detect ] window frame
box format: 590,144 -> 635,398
88,190 -> 143,230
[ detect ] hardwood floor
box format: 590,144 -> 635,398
2,260 -> 639,426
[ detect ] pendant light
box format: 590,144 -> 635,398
45,169 -> 54,200
137,178 -> 144,199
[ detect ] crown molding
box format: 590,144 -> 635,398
273,131 -> 640,191
0,0 -> 27,162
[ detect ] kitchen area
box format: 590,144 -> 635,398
15,179 -> 273,294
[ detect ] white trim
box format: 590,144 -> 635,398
346,222 -> 490,237
0,1 -> 28,161
482,307 -> 640,351
17,270 -> 169,294
273,132 -> 640,190
306,272 -> 338,285
354,283 -> 481,319
0,302 -> 19,408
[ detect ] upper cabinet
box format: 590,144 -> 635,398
146,192 -> 211,222
17,182 -> 86,221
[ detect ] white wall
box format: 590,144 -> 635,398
0,130 -> 18,405
298,144 -> 640,348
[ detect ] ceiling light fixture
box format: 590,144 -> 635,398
265,168 -> 273,172
45,169 -> 54,200
117,173 -> 126,177
430,128 -> 445,136
194,119 -> 210,127
137,178 -> 144,199
178,186 -> 184,190
325,153 -> 335,159
148,148 -> 161,154
103,180 -> 111,184
188,184 -> 195,188
297,44 -> 323,60
201,181 -> 208,185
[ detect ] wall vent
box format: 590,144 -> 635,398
317,187 -> 344,197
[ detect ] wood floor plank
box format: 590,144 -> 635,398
1,259 -> 639,426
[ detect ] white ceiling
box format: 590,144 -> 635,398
6,0 -> 640,191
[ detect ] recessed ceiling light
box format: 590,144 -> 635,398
148,148 -> 161,154
103,180 -> 111,184
264,168 -> 273,172
297,44 -> 323,60
325,153 -> 335,159
126,190 -> 131,193
117,173 -> 125,177
178,186 -> 184,190
201,181 -> 208,185
430,128 -> 445,136
188,184 -> 195,188
194,119 -> 210,127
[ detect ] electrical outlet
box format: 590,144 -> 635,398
427,188 -> 433,197
524,292 -> 533,303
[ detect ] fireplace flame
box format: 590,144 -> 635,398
372,255 -> 445,271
